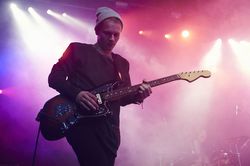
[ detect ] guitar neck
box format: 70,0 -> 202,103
147,74 -> 180,87
103,74 -> 180,101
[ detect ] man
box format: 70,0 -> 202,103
48,7 -> 152,166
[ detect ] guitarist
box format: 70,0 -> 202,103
48,7 -> 152,166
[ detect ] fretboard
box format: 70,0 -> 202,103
103,74 -> 180,101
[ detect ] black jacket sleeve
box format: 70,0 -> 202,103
48,43 -> 82,101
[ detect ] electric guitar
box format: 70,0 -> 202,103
37,70 -> 211,140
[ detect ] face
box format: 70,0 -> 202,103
96,18 -> 122,52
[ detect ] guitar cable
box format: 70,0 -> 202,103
32,124 -> 41,166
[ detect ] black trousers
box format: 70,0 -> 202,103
66,118 -> 120,166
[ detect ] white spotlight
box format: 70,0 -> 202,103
181,30 -> 190,38
10,3 -> 18,10
200,38 -> 222,71
62,13 -> 67,17
28,7 -> 33,12
229,39 -> 250,74
47,9 -> 52,15
138,30 -> 144,35
164,33 -> 171,39
27,7 -> 37,15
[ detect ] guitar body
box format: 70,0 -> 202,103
38,95 -> 76,140
37,95 -> 110,140
37,83 -> 117,140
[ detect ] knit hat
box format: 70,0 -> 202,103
95,7 -> 123,29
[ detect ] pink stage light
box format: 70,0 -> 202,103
138,30 -> 144,35
181,30 -> 190,38
164,33 -> 171,39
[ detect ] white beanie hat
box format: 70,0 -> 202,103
95,7 -> 123,29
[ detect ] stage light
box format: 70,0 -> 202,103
139,30 -> 144,35
0,89 -> 3,94
11,4 -> 49,52
28,7 -> 34,13
200,38 -> 222,71
28,6 -> 49,26
10,2 -> 35,38
181,30 -> 190,38
26,6 -> 65,53
164,34 -> 171,39
11,3 -> 67,59
47,9 -> 72,25
10,3 -> 18,10
137,30 -> 152,37
47,9 -> 52,15
229,39 -> 250,74
47,9 -> 62,18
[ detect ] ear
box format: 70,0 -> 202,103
95,24 -> 101,36
94,27 -> 98,35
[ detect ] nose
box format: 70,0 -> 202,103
109,34 -> 115,41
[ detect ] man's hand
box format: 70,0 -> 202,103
76,91 -> 99,111
137,82 -> 152,102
